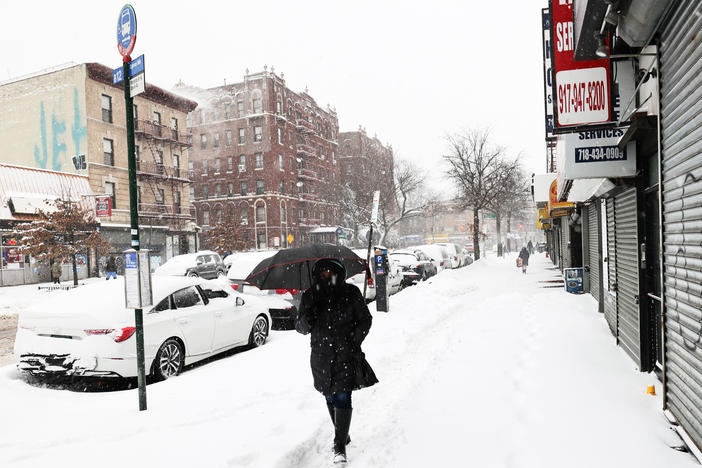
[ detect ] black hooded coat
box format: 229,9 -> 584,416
518,247 -> 530,266
296,259 -> 378,396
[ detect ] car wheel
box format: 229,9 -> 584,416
421,270 -> 428,281
187,271 -> 198,277
248,315 -> 269,347
217,270 -> 225,278
153,338 -> 184,380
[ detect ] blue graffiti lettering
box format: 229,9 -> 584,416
33,102 -> 48,168
71,88 -> 87,165
52,114 -> 67,171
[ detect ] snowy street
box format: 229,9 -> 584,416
0,255 -> 696,468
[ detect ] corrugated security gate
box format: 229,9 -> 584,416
588,203 -> 601,304
660,0 -> 702,451
560,218 -> 570,270
604,198 -> 617,336
614,188 -> 641,368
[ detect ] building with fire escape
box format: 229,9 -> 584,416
176,68 -> 341,250
0,62 -> 199,272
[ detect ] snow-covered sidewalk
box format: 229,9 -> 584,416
0,255 -> 695,467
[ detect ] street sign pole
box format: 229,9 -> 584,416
117,4 -> 146,411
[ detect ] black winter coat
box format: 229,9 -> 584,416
296,283 -> 377,396
518,248 -> 530,266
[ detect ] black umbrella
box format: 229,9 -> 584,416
245,244 -> 367,291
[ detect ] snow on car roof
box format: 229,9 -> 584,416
227,250 -> 277,280
22,276 -> 212,324
154,251 -> 220,276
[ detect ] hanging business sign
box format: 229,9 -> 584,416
542,8 -> 554,140
561,129 -> 636,179
95,196 -> 112,217
550,0 -> 611,129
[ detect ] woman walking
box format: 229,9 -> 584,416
51,258 -> 62,284
296,258 -> 378,464
518,246 -> 530,274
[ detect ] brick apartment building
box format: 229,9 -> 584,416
337,127 -> 395,243
0,62 -> 199,271
177,69 -> 341,250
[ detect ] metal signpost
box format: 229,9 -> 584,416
363,191 -> 381,299
116,4 -> 148,411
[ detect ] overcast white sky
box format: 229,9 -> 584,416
1,0 -> 548,191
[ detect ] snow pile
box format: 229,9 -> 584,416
0,255 -> 696,468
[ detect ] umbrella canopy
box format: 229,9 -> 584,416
244,244 -> 368,291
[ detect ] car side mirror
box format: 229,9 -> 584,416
236,297 -> 245,306
430,258 -> 435,262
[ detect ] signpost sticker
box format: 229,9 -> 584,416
124,250 -> 140,309
370,190 -> 380,224
117,5 -> 137,58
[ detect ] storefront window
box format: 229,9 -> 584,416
1,236 -> 25,270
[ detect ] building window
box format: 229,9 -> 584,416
239,154 -> 246,171
240,181 -> 247,196
189,187 -> 195,201
257,233 -> 266,249
299,209 -> 305,222
156,188 -> 165,204
277,127 -> 283,144
200,109 -> 205,124
289,131 -> 294,148
227,155 -> 234,172
200,133 -> 207,149
279,180 -> 285,195
238,128 -> 245,144
153,111 -> 161,126
256,179 -> 264,195
289,157 -> 294,172
133,104 -> 138,123
224,103 -> 231,119
103,139 -> 114,166
281,205 -> 287,223
214,132 -> 220,148
137,186 -> 142,204
291,207 -> 296,223
135,145 -> 141,169
237,101 -> 244,117
171,117 -> 178,139
101,94 -> 112,123
174,191 -> 181,213
252,97 -> 262,114
202,185 -> 209,199
255,153 -> 263,169
276,100 -> 282,114
279,154 -> 284,171
214,158 -> 221,174
241,208 -> 248,224
253,126 -> 262,142
332,151 -> 336,163
105,182 -> 116,209
226,130 -> 232,146
215,183 -> 221,197
227,182 -> 233,196
203,209 -> 210,226
155,149 -> 163,165
256,205 -> 265,222
291,182 -> 296,195
201,160 -> 208,175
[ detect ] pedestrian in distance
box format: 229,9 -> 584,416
105,256 -> 118,280
527,240 -> 534,255
518,246 -> 530,274
296,258 -> 378,464
51,258 -> 62,284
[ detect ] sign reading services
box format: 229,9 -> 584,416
550,0 -> 610,128
561,129 -> 636,179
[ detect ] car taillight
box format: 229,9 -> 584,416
416,264 -> 421,269
113,327 -> 136,342
231,284 -> 239,291
367,276 -> 375,288
84,329 -> 114,336
440,261 -> 444,266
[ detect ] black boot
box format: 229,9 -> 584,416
327,404 -> 351,445
332,407 -> 352,464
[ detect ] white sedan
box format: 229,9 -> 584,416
14,277 -> 271,380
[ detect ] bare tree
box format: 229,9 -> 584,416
15,198 -> 112,285
377,160 -> 426,245
201,210 -> 247,255
486,161 -> 531,256
444,129 -> 520,260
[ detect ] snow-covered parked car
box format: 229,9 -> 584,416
415,244 -> 450,273
154,251 -> 227,279
14,276 -> 271,380
389,249 -> 437,286
437,242 -> 468,267
226,250 -> 300,330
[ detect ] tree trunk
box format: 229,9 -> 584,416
496,213 -> 503,257
71,253 -> 78,286
473,208 -> 481,260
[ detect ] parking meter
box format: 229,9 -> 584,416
373,248 -> 390,312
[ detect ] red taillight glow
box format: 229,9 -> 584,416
231,284 -> 239,291
84,329 -> 114,335
113,327 -> 136,343
440,261 -> 444,266
275,288 -> 299,295
367,276 -> 374,288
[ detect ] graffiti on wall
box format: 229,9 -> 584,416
33,88 -> 87,172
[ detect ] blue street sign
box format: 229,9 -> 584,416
113,55 -> 145,84
375,255 -> 384,264
117,5 -> 137,57
125,251 -> 138,269
335,227 -> 343,236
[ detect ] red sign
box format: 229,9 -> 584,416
95,196 -> 112,217
550,0 -> 611,128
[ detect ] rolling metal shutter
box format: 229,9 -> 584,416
604,198 -> 617,336
614,188 -> 641,368
588,202 -> 601,304
560,219 -> 570,269
660,0 -> 702,451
